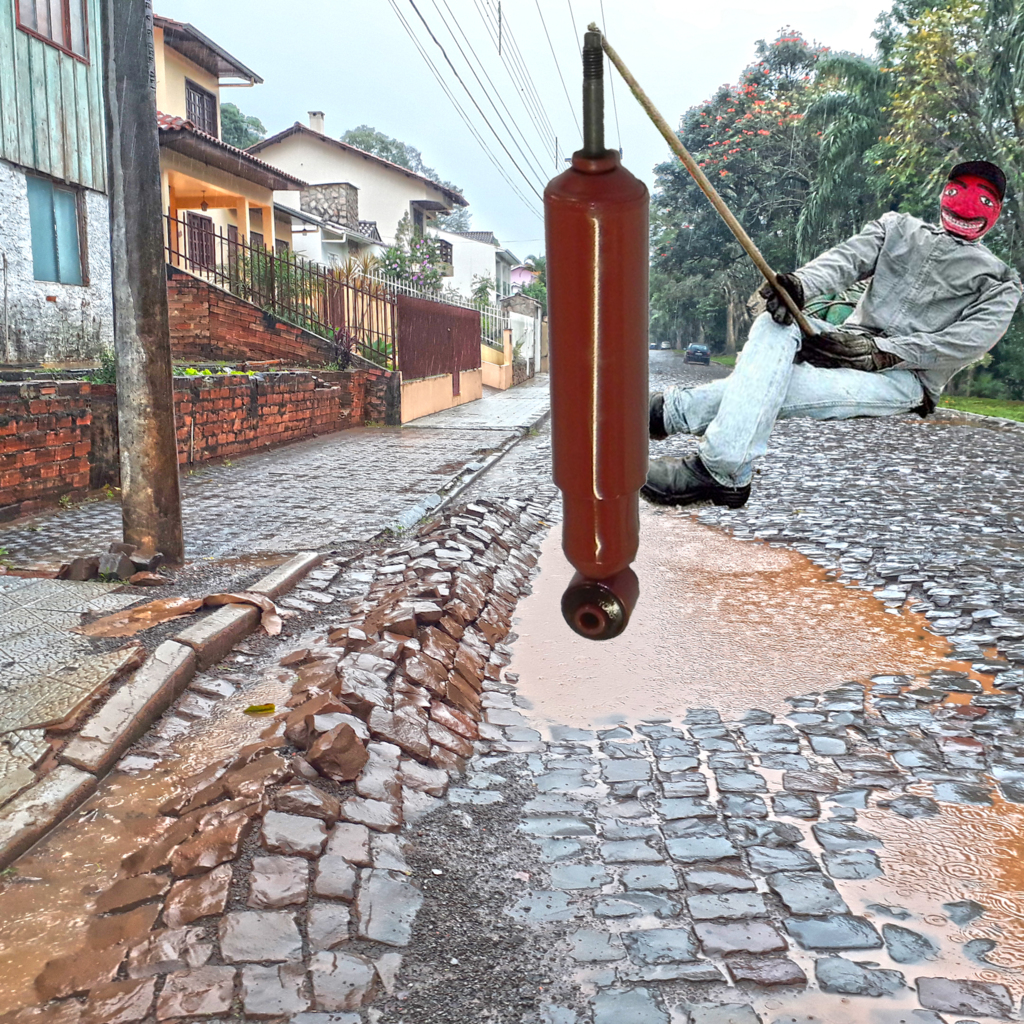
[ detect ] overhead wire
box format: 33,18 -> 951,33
599,0 -> 622,152
405,0 -> 546,206
386,0 -> 542,218
535,0 -> 582,144
478,0 -> 559,154
432,0 -> 550,190
566,0 -> 581,54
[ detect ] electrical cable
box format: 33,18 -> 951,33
599,0 -> 622,152
406,0 -> 545,202
566,0 -> 581,54
386,0 -> 542,219
535,0 -> 582,142
432,0 -> 550,190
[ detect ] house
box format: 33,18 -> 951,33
433,230 -> 519,303
153,15 -> 306,265
511,263 -> 540,292
0,0 -> 112,365
274,200 -> 383,269
248,113 -> 467,261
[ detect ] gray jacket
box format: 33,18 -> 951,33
795,211 -> 1022,398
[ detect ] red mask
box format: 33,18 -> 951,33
940,174 -> 1002,241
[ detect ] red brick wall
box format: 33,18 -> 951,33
166,266 -> 336,366
0,382 -> 92,520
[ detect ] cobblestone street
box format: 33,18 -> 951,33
4,354 -> 1024,1024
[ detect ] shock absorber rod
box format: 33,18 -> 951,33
545,28 -> 649,640
591,23 -> 816,337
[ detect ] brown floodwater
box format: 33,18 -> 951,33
511,506 -> 958,727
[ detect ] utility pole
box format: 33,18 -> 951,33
101,0 -> 184,564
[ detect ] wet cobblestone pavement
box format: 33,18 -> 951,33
5,354 -> 1024,1024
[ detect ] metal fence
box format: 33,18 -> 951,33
397,295 -> 481,388
165,213 -> 397,368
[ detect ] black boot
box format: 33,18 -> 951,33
649,392 -> 668,441
641,454 -> 750,508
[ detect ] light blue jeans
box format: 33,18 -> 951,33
662,313 -> 926,487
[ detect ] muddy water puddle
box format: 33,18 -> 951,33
510,507 -> 957,727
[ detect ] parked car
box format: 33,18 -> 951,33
683,343 -> 711,365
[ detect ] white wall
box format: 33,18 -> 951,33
435,229 -> 501,302
0,159 -> 113,365
259,132 -> 454,246
509,310 -> 541,376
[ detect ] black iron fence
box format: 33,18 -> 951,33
165,212 -> 397,369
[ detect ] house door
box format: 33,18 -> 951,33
186,212 -> 215,271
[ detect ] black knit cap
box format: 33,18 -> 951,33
949,160 -> 1007,201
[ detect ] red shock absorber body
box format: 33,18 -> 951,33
545,140 -> 649,639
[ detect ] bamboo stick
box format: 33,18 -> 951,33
591,24 -> 816,337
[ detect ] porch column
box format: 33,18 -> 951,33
262,204 -> 276,250
237,196 -> 250,241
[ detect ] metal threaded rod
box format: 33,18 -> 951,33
582,29 -> 604,158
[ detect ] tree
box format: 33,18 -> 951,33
520,255 -> 547,313
341,124 -> 470,231
221,103 -> 266,149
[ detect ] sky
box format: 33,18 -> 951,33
158,0 -> 890,261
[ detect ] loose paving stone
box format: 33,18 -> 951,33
248,856 -> 309,908
784,915 -> 882,950
163,864 -> 232,928
722,794 -> 768,818
666,835 -> 739,862
261,811 -> 328,858
943,899 -> 986,925
593,893 -> 679,918
727,957 -> 807,987
814,956 -> 906,997
82,978 -> 156,1024
507,889 -> 578,924
218,911 -> 303,963
275,784 -> 341,824
916,977 -> 1013,1018
127,927 -> 210,977
686,892 -> 766,920
536,839 -> 583,861
783,770 -> 837,793
658,798 -> 715,819
623,927 -> 700,964
766,872 -> 848,915
822,849 -> 883,879
715,770 -> 767,793
592,986 -> 668,1024
811,821 -> 884,850
882,923 -> 940,963
309,951 -> 380,1012
684,867 -> 758,892
688,1003 -> 763,1024
155,967 -> 235,1019
884,794 -> 941,818
663,776 -> 710,798
308,903 -> 353,952
601,840 -> 663,863
354,869 -> 423,946
567,929 -> 626,962
325,823 -> 372,865
549,864 -> 611,889
602,760 -> 652,783
314,856 -> 358,901
694,920 -> 788,955
240,963 -> 311,1017
520,816 -> 594,837
621,865 -> 680,891
773,792 -> 820,819
747,846 -> 818,874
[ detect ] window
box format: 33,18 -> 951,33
185,213 -> 215,271
185,80 -> 218,137
275,238 -> 290,255
17,0 -> 88,59
27,175 -> 83,284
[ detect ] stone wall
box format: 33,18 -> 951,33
2,368 -> 399,514
300,183 -> 359,228
166,266 -> 337,366
0,381 -> 92,520
0,158 -> 114,366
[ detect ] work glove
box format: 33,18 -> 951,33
759,272 -> 805,326
800,330 -> 901,372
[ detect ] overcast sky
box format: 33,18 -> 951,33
158,0 -> 889,260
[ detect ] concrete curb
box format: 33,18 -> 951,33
0,550 -> 321,870
386,405 -> 551,534
932,407 -> 1024,432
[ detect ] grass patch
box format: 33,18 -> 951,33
711,355 -> 737,367
938,395 -> 1024,422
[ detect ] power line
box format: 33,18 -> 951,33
386,0 -> 542,219
432,0 -> 550,191
535,0 -> 582,142
566,0 -> 581,55
599,0 -> 622,151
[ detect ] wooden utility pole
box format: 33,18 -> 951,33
101,0 -> 184,564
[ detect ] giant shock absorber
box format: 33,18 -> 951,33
544,29 -> 649,641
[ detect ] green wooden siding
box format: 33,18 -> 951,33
0,0 -> 107,192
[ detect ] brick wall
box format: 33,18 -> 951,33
0,382 -> 92,520
2,366 -> 399,515
166,266 -> 336,366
